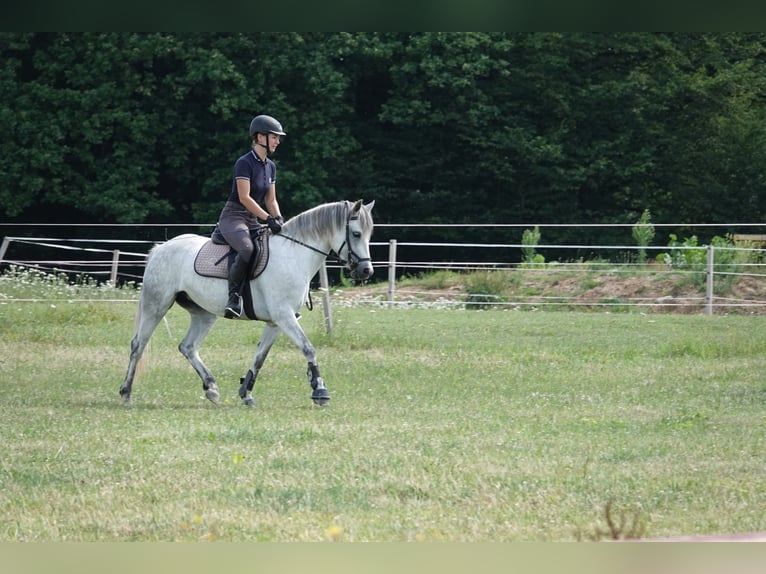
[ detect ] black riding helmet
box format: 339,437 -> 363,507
249,115 -> 286,138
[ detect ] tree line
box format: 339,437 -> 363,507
2,32 -> 765,248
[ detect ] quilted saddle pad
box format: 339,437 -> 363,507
193,233 -> 270,280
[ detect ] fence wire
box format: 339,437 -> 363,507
1,235 -> 765,313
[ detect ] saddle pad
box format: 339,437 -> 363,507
193,234 -> 270,280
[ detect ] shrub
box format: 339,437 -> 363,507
632,209 -> 655,264
416,270 -> 461,290
521,226 -> 544,267
463,269 -> 513,310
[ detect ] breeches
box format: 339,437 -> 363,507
218,204 -> 257,261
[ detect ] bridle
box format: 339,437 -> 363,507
277,203 -> 371,274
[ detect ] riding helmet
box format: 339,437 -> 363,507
249,115 -> 286,138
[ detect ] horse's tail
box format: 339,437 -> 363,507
132,242 -> 165,382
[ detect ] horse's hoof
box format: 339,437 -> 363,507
205,388 -> 220,404
121,396 -> 132,406
242,397 -> 255,407
312,388 -> 330,406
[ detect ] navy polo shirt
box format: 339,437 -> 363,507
227,150 -> 276,205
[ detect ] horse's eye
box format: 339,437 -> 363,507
352,231 -> 362,238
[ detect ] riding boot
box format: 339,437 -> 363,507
225,254 -> 249,319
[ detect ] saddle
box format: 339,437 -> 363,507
193,226 -> 271,321
193,226 -> 270,281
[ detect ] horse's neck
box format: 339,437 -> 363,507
283,216 -> 341,260
277,204 -> 344,276
272,230 -> 335,280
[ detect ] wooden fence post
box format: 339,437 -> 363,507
0,237 -> 11,262
705,245 -> 714,316
111,249 -> 120,285
319,263 -> 333,334
387,239 -> 397,309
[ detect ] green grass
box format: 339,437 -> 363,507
1,271 -> 765,541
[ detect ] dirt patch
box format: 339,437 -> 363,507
334,270 -> 766,314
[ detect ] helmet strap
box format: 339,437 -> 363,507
253,136 -> 270,159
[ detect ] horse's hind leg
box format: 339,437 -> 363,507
239,323 -> 281,406
119,296 -> 172,404
178,306 -> 220,404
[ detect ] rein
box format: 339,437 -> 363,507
278,233 -> 337,261
275,203 -> 371,272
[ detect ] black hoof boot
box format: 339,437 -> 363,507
308,363 -> 330,405
239,370 -> 256,405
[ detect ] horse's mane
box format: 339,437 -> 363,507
282,201 -> 372,242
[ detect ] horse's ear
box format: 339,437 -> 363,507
351,199 -> 363,213
364,200 -> 375,212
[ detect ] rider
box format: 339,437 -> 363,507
218,114 -> 286,318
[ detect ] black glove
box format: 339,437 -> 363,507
266,215 -> 283,234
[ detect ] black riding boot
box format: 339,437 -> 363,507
225,254 -> 249,319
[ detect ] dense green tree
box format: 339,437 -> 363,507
1,32 -> 764,242
645,33 -> 766,229
1,33 -> 179,222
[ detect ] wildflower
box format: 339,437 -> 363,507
326,524 -> 343,542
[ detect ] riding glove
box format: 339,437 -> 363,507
266,215 -> 283,234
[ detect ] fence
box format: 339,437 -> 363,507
0,236 -> 152,284
372,239 -> 766,315
2,224 -> 766,321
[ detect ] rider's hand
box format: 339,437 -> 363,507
266,215 -> 283,234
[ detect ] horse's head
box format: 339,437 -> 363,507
280,199 -> 375,281
337,199 -> 375,281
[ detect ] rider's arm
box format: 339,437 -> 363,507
236,179 -> 271,220
263,184 -> 282,220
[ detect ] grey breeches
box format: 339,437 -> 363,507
218,203 -> 257,261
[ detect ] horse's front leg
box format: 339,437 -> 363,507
307,362 -> 330,406
239,323 -> 282,406
277,315 -> 330,406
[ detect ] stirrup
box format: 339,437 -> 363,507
225,294 -> 243,319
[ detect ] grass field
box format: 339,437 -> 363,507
1,272 -> 765,541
